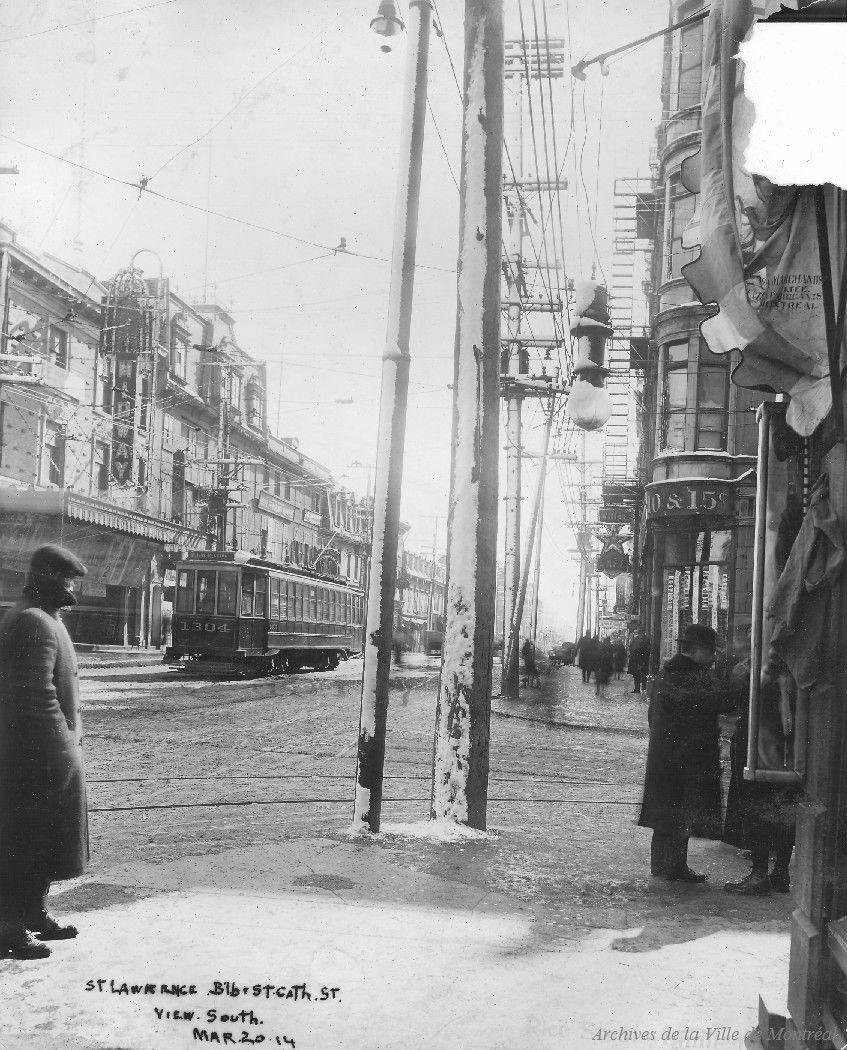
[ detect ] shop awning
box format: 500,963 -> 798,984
0,489 -> 207,587
681,0 -> 838,437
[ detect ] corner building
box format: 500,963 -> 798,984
634,0 -> 763,671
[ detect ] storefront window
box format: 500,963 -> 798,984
217,572 -> 238,616
661,529 -> 733,662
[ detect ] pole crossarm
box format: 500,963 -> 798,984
499,376 -> 566,396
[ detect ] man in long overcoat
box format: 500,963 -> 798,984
0,545 -> 89,959
627,630 -> 651,694
638,623 -> 732,882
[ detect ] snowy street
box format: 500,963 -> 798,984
2,657 -> 793,1049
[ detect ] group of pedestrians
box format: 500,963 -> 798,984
637,622 -> 797,895
574,634 -> 629,698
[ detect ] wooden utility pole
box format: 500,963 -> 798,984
431,0 -> 504,831
353,0 -> 432,833
499,36 -> 566,700
503,401 -> 554,687
426,515 -> 439,633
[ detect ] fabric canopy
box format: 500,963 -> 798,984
682,0 -> 834,437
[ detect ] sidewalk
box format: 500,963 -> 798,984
2,668 -> 792,1050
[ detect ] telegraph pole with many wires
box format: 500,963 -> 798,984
499,34 -> 567,700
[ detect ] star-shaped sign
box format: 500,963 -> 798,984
597,525 -> 630,557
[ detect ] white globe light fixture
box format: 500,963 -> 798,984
567,376 -> 613,431
567,278 -> 614,432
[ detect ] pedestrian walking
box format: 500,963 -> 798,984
612,640 -> 627,680
637,623 -> 733,882
521,637 -> 540,688
594,638 -> 614,698
575,633 -> 593,683
627,631 -> 651,694
723,649 -> 799,896
0,545 -> 89,960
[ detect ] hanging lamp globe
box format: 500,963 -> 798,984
568,277 -> 614,431
566,376 -> 613,431
370,0 -> 405,51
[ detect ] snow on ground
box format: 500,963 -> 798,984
0,881 -> 788,1050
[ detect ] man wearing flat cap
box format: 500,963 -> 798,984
0,545 -> 89,959
638,622 -> 733,882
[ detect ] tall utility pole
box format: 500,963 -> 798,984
426,514 -> 439,632
574,429 -> 591,639
431,0 -> 504,832
353,0 -> 432,834
503,401 -> 555,685
530,479 -> 544,645
499,36 -> 566,700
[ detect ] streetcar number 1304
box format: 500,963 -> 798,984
180,620 -> 232,633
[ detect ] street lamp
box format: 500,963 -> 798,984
567,279 -> 613,432
370,0 -> 405,52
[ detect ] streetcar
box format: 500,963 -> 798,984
165,550 -> 365,676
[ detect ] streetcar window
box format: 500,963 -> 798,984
319,588 -> 326,623
270,577 -> 280,620
176,570 -> 194,613
280,580 -> 289,620
217,572 -> 238,616
254,575 -> 268,617
309,587 -> 317,622
241,574 -> 255,616
295,584 -> 303,621
196,571 -> 217,614
330,591 -> 336,624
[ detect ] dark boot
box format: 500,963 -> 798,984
666,867 -> 708,884
1,926 -> 51,959
724,869 -> 771,895
29,913 -> 78,941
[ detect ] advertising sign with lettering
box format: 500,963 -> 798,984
645,481 -> 734,519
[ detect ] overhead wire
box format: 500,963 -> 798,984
0,131 -> 457,275
0,0 -> 179,44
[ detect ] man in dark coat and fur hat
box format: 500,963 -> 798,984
0,545 -> 89,959
638,623 -> 733,882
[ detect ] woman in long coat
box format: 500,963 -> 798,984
0,545 -> 89,959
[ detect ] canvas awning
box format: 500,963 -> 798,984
681,0 -> 845,437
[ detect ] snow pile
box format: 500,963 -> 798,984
380,818 -> 496,843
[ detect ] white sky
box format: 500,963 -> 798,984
0,0 -> 666,638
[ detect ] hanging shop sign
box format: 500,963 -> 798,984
645,480 -> 734,519
597,547 -> 631,579
599,505 -> 633,525
597,525 -> 631,579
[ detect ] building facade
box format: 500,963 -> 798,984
398,549 -> 446,649
0,226 -> 372,647
633,0 -> 763,670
